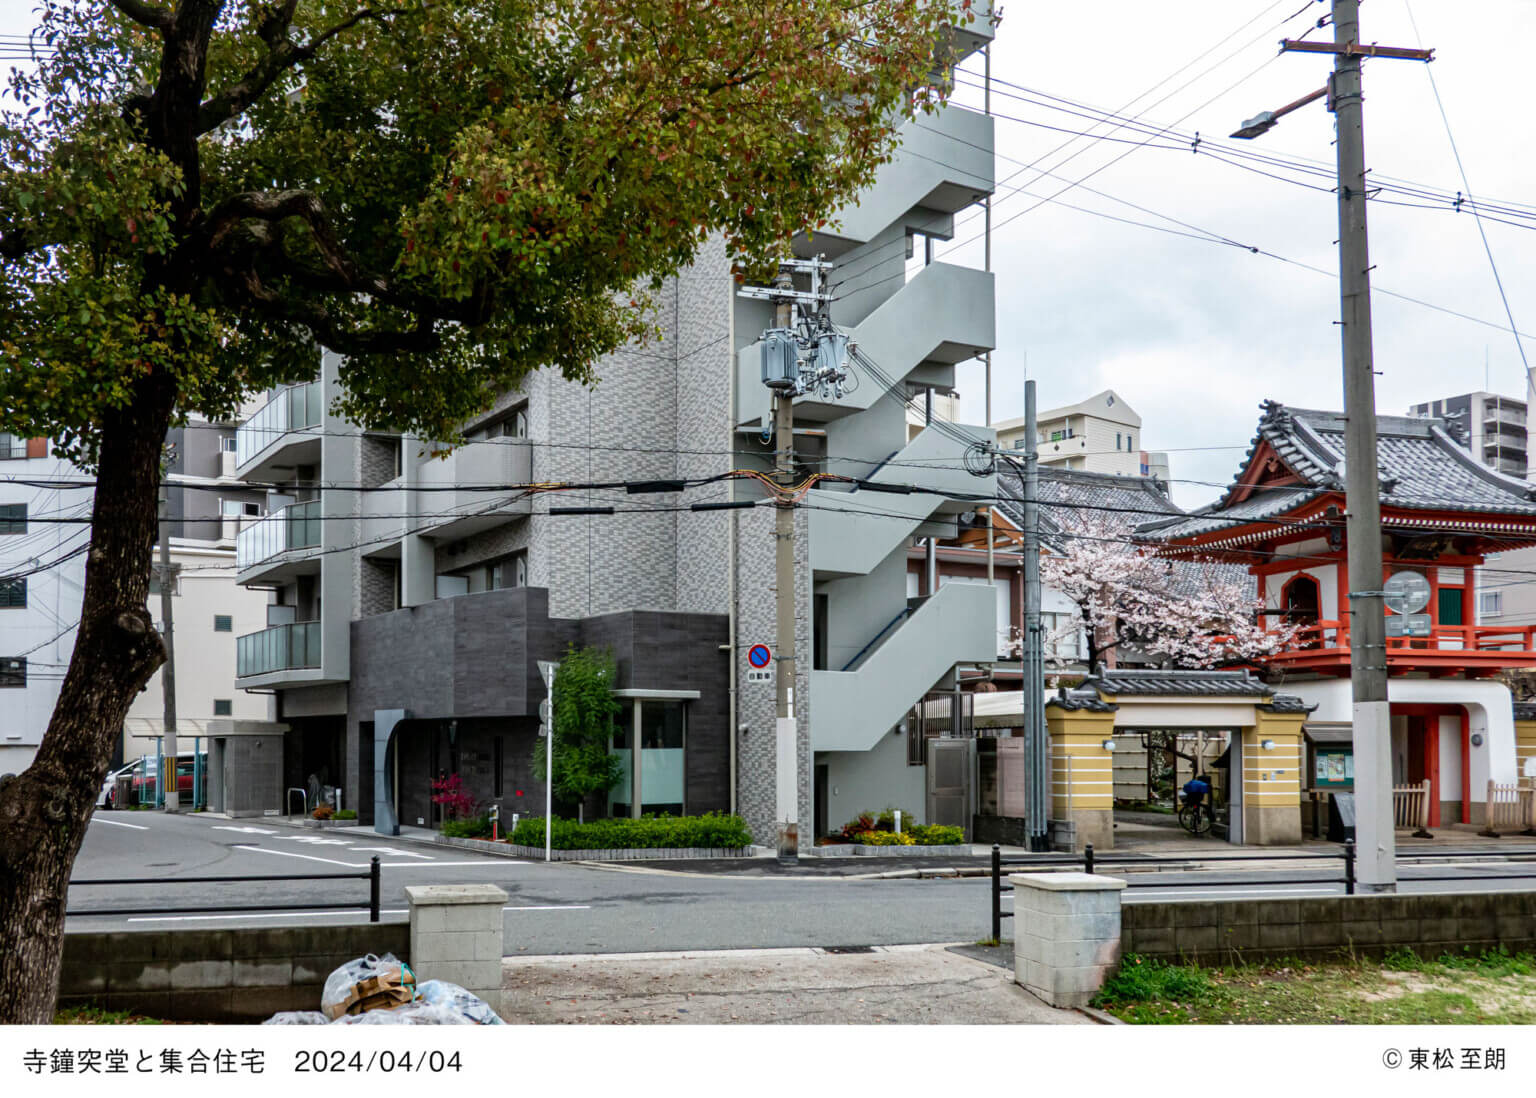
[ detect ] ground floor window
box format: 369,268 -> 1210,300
609,699 -> 686,817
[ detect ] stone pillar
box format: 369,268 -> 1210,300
1045,696 -> 1119,852
1011,872 -> 1126,1008
406,884 -> 507,1018
1242,707 -> 1306,846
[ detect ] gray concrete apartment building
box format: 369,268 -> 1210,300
228,10 -> 999,842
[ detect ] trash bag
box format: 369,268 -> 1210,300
320,953 -> 415,1020
262,1011 -> 329,1025
333,1000 -> 472,1025
415,979 -> 504,1025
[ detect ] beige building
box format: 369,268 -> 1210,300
994,389 -> 1160,479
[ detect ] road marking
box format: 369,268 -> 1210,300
92,818 -> 150,831
1126,886 -> 1335,899
290,837 -> 356,846
212,825 -> 276,835
352,846 -> 433,858
118,904 -> 587,923
232,845 -> 522,869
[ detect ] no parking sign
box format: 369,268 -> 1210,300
746,644 -> 772,682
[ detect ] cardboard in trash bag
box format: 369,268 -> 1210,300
320,953 -> 415,1020
333,1000 -> 474,1025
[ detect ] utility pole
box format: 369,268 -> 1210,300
156,485 -> 179,812
742,258 -> 847,864
1021,380 -> 1047,850
1248,1 -> 1431,890
771,270 -> 799,864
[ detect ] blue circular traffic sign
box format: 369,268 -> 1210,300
748,644 -> 772,668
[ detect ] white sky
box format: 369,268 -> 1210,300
2,2 -> 1532,508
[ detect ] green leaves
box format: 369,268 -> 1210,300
0,0 -> 970,453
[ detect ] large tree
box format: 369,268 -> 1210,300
0,0 -> 978,1020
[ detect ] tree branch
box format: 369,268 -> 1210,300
107,0 -> 173,30
195,5 -> 413,135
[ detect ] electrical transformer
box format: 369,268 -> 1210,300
759,328 -> 800,390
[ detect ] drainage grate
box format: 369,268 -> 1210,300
822,945 -> 876,954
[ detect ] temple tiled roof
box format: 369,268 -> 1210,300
1138,401 -> 1536,542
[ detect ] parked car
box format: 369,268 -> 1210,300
98,755 -> 200,808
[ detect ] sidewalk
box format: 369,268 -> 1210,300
501,944 -> 1092,1025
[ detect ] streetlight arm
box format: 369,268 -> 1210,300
1231,85 -> 1327,139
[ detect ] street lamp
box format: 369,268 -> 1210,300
1229,86 -> 1327,140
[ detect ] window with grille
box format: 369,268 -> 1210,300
0,503 -> 24,535
0,434 -> 26,460
213,699 -> 233,716
0,658 -> 23,687
1480,590 -> 1504,618
0,578 -> 25,608
213,614 -> 233,632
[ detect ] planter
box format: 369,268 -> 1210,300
299,817 -> 360,829
806,843 -> 967,857
502,843 -> 754,862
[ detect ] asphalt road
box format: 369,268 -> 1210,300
71,812 -> 1536,954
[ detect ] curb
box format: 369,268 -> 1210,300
1077,1005 -> 1125,1025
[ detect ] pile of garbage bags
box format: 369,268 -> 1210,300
264,953 -> 503,1025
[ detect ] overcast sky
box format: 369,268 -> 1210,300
2,2 -> 1531,508
941,0 -> 1536,506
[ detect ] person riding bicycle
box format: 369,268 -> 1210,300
1181,774 -> 1211,807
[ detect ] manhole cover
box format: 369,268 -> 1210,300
822,946 -> 875,954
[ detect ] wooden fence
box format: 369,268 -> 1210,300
1392,779 -> 1433,838
1480,780 -> 1536,837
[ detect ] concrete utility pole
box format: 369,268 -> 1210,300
1249,1 -> 1431,889
1330,0 -> 1391,892
772,272 -> 799,864
1021,380 -> 1047,850
156,486 -> 179,812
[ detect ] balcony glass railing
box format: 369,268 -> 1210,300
237,621 -> 321,677
235,500 -> 322,571
235,381 -> 323,466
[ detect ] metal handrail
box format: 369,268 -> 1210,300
840,606 -> 915,672
68,857 -> 382,922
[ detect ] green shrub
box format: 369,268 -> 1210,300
510,812 -> 752,850
442,815 -> 493,839
852,829 -> 915,846
1093,955 -> 1216,1007
907,824 -> 964,845
334,809 -> 357,820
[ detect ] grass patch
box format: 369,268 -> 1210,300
1093,950 -> 1536,1024
55,1006 -> 167,1025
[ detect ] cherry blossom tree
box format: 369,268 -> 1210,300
1038,513 -> 1297,670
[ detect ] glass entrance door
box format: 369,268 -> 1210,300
608,699 -> 687,818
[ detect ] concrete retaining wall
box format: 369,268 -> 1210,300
1122,891 -> 1536,965
58,924 -> 409,1022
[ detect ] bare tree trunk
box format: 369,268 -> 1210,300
0,376 -> 173,1023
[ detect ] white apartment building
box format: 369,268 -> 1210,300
0,422 -> 271,776
1409,391 -> 1528,479
993,389 -> 1166,480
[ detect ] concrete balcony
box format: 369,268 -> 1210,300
235,620 -> 324,690
811,580 -> 998,752
808,106 -> 993,255
941,0 -> 996,62
235,381 -> 323,481
235,500 -> 322,586
360,477 -> 408,547
810,424 -> 996,578
415,440 -> 532,540
736,262 -> 995,427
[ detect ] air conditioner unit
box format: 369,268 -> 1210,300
220,450 -> 238,477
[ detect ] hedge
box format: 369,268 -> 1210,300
509,812 -> 752,850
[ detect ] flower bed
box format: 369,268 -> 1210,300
510,812 -> 752,850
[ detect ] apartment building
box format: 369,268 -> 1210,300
993,389 -> 1161,479
0,422 -> 269,775
1409,391 -> 1529,479
230,11 -> 999,843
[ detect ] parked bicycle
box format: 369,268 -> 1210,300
1177,774 -> 1214,837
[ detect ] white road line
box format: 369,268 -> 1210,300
212,825 -> 276,835
232,845 -> 522,869
118,905 -> 587,923
352,846 -> 434,858
92,818 -> 149,830
1126,886 -> 1335,899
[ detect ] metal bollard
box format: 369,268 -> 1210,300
1343,839 -> 1356,896
991,844 -> 1001,943
369,856 -> 381,922
1084,842 -> 1095,875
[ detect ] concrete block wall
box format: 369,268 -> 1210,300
1011,872 -> 1125,1008
406,884 -> 507,1018
58,924 -> 409,1023
1122,891 -> 1536,966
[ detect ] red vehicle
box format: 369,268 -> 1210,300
98,755 -> 199,809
